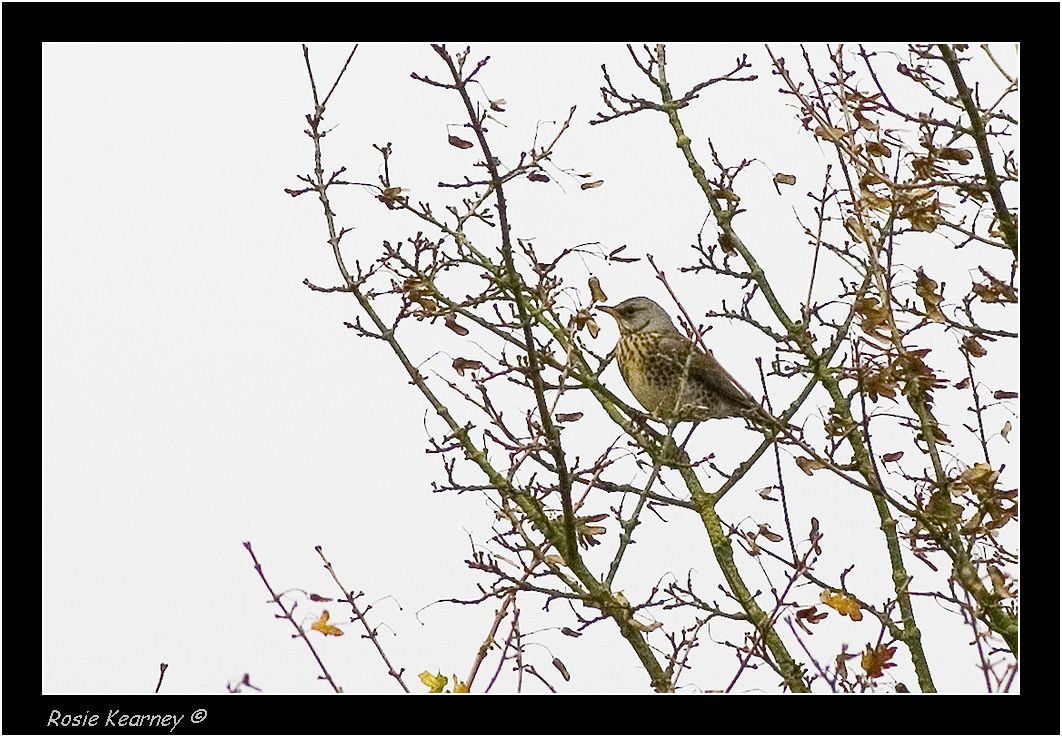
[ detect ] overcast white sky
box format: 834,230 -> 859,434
42,42 -> 1018,695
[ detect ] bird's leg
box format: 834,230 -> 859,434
678,423 -> 699,455
627,414 -> 683,466
654,418 -> 696,467
656,422 -> 697,468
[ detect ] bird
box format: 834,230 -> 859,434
596,296 -> 761,425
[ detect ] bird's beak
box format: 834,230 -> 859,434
597,304 -> 619,318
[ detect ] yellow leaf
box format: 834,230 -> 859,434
819,590 -> 863,621
310,610 -> 344,637
451,675 -> 470,693
419,671 -> 448,693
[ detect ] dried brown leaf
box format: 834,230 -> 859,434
853,110 -> 878,131
861,643 -> 897,678
795,456 -> 828,476
866,141 -> 892,158
718,230 -> 737,254
757,523 -> 784,543
815,125 -> 846,142
987,566 -> 1012,598
444,316 -> 470,336
555,412 -> 584,423
937,147 -> 974,164
452,357 -> 485,375
757,486 -> 779,501
588,276 -> 608,304
962,335 -> 987,358
915,268 -> 945,323
630,618 -> 663,633
844,216 -> 870,243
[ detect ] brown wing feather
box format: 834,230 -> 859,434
654,332 -> 755,410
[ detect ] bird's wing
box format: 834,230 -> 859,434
656,332 -> 756,409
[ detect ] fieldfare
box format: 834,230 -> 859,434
597,296 -> 760,424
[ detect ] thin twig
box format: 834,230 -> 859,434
315,545 -> 410,692
154,663 -> 168,694
243,541 -> 341,693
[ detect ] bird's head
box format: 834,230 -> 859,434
598,296 -> 677,335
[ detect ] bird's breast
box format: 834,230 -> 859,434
615,332 -> 678,416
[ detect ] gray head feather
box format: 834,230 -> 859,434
599,296 -> 679,335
